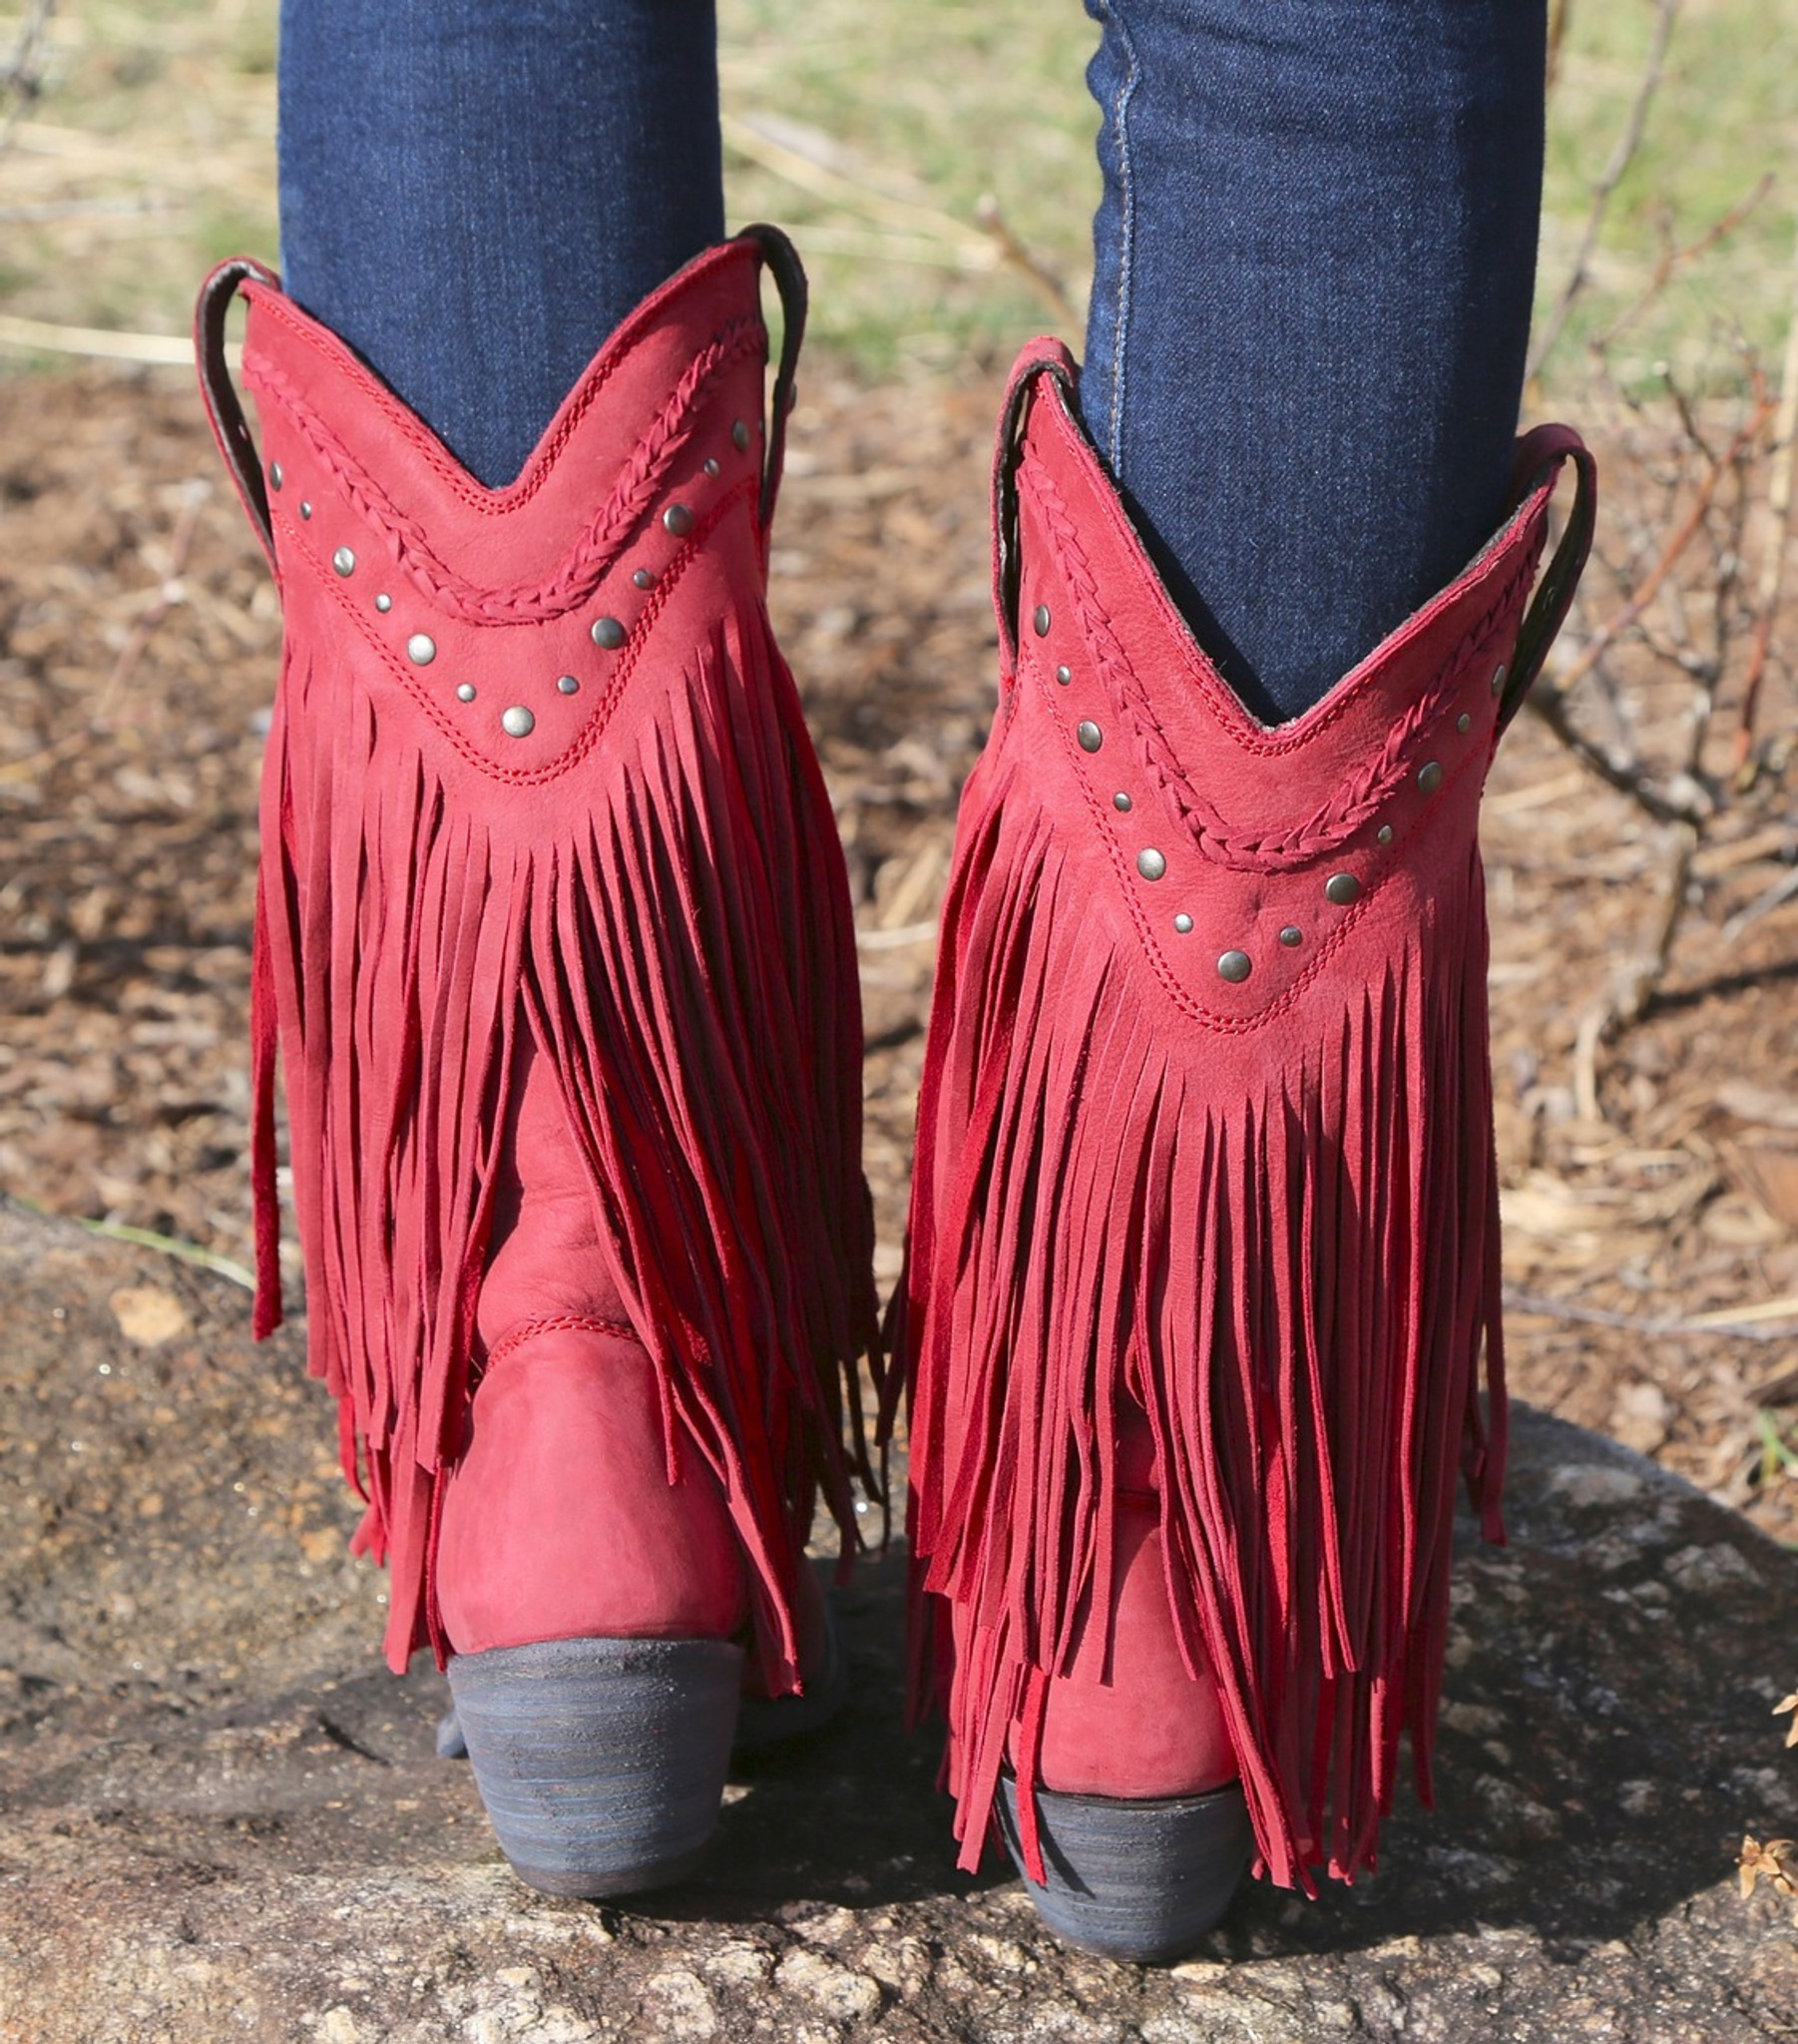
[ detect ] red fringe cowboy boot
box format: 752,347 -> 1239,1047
195,229 -> 881,1896
896,340 -> 1594,1961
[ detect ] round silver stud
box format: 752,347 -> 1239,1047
1279,926 -> 1302,947
331,546 -> 355,577
1377,823 -> 1393,846
633,568 -> 655,590
1033,604 -> 1052,638
1418,760 -> 1444,794
268,461 -> 282,491
1217,950 -> 1252,983
1173,913 -> 1193,934
1113,791 -> 1131,812
1324,872 -> 1361,906
702,457 -> 720,478
731,419 -> 750,451
591,617 -> 626,651
1077,721 -> 1103,753
664,504 -> 693,536
501,705 -> 536,739
1457,712 -> 1472,734
375,593 -> 392,614
456,683 -> 476,704
557,675 -> 580,696
407,633 -> 436,666
298,500 -> 313,521
1056,665 -> 1072,686
1136,848 -> 1167,881
1491,663 -> 1508,696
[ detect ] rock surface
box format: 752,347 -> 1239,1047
2,1193 -> 1794,2042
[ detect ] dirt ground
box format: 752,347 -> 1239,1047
2,358 -> 1796,1545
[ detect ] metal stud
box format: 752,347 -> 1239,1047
298,501 -> 313,521
331,546 -> 356,577
664,504 -> 693,536
268,461 -> 282,491
557,675 -> 580,696
1055,665 -> 1072,686
407,633 -> 436,666
1033,604 -> 1052,638
591,616 -> 626,651
1113,791 -> 1131,812
1417,760 -> 1444,794
456,683 -> 477,703
703,457 -> 721,478
1136,848 -> 1167,881
1457,712 -> 1472,734
1324,872 -> 1361,906
501,705 -> 536,739
1491,662 -> 1508,696
633,568 -> 656,590
1173,914 -> 1193,934
375,593 -> 392,614
731,419 -> 750,452
1077,720 -> 1103,754
1377,823 -> 1393,846
1217,949 -> 1252,984
1279,926 -> 1302,947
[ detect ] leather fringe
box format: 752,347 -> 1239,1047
256,585 -> 880,1681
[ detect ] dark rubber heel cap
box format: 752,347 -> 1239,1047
447,1636 -> 743,1899
998,1775 -> 1253,1964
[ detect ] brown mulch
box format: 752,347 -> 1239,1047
2,359 -> 1795,1542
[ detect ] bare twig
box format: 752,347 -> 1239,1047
1610,817 -> 1699,1028
1526,683 -> 1710,826
1546,0 -> 1573,93
0,0 -> 57,152
1529,0 -> 1681,381
0,311 -> 201,365
974,196 -> 1079,324
1503,1286 -> 1798,1344
1734,216 -> 1798,766
1553,390 -> 1773,699
1594,175 -> 1774,353
105,478 -> 210,701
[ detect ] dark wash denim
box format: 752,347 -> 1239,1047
1082,0 -> 1546,719
277,0 -> 1545,722
277,0 -> 724,493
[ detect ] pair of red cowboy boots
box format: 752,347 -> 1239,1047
197,228 -> 1592,1962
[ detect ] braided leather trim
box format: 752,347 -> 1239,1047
475,1311 -> 642,1381
243,316 -> 764,626
1029,463 -> 1535,875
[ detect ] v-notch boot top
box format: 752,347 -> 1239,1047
196,229 -> 882,1897
897,337 -> 1595,1950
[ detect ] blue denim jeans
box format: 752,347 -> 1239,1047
277,0 -> 1545,720
277,0 -> 723,493
1082,0 -> 1545,718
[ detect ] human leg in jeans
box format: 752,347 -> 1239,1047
197,0 -> 878,1899
902,0 -> 1595,1961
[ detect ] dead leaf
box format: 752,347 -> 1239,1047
109,1284 -> 190,1346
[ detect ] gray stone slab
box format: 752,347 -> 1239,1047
1,1193 -> 1793,2042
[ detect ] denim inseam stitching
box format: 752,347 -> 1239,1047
1094,0 -> 1141,470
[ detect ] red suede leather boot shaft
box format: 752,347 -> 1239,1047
896,340 -> 1595,1893
434,1045 -> 749,1654
1030,1408 -> 1236,1799
196,233 -> 882,1691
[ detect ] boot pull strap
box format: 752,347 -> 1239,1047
991,339 -> 1079,678
1499,422 -> 1597,731
194,256 -> 281,572
737,223 -> 807,536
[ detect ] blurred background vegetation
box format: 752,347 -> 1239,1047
0,0 -> 1792,395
